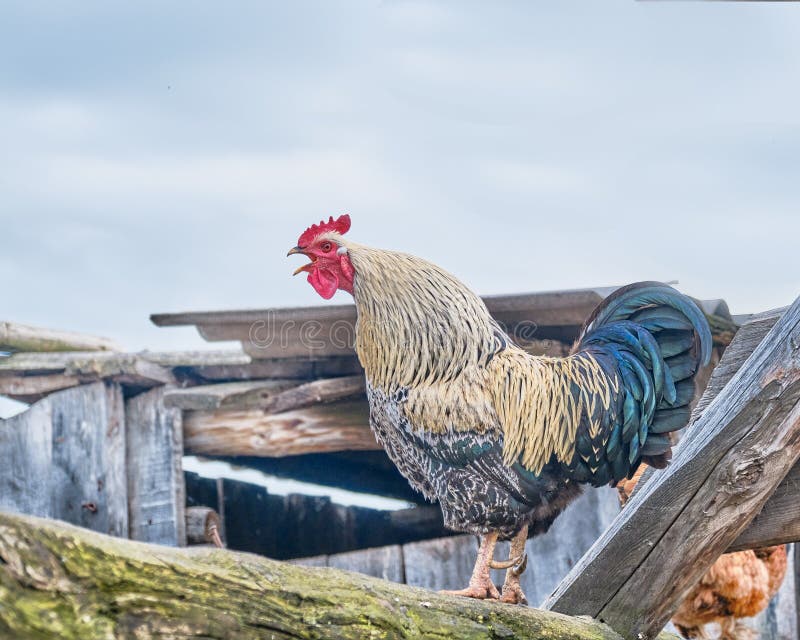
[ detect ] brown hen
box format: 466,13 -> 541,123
619,465 -> 787,640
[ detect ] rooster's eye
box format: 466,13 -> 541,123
320,242 -> 332,252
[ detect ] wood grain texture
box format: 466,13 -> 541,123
151,289 -> 606,360
49,382 -> 128,538
163,379 -> 296,410
0,510 -> 672,640
327,545 -> 405,583
164,375 -> 365,413
183,400 -> 377,457
546,296 -> 800,639
0,402 -> 53,517
0,352 -> 174,402
634,305 -> 799,554
0,321 -> 122,353
729,461 -> 800,552
126,387 -> 186,546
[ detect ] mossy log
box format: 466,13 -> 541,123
0,512 -> 676,640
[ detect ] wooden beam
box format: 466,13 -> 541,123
163,375 -> 365,412
545,295 -> 800,639
0,352 -> 174,402
163,379 -> 297,411
151,288 -> 606,360
0,321 -> 122,353
0,511 -> 678,640
126,387 -> 186,547
728,461 -> 800,552
632,305 -> 799,553
183,400 -> 377,457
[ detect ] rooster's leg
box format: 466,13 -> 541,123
439,532 -> 500,599
499,525 -> 529,605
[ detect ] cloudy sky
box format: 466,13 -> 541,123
2,1 -> 799,353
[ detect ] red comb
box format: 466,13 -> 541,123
298,214 -> 351,247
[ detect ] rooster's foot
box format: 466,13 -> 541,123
499,552 -> 528,605
440,577 -> 500,600
500,581 -> 528,605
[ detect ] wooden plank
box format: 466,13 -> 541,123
0,321 -> 122,353
180,356 -> 364,382
163,379 -> 297,411
165,376 -> 365,412
631,304 -> 800,553
126,387 -> 186,546
290,554 -> 329,567
0,351 -> 174,402
183,400 -> 377,457
327,545 -> 404,583
729,464 -> 800,552
49,382 -> 128,538
0,401 -> 53,517
0,373 -> 80,404
692,306 -> 784,418
259,375 -> 365,413
403,535 -> 477,591
151,288 -> 607,360
545,296 -> 800,638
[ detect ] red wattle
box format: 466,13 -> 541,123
308,267 -> 339,300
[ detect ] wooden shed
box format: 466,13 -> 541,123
1,285 -> 799,640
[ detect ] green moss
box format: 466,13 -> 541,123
0,512 -> 679,640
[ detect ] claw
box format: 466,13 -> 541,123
490,552 -> 525,571
440,580 -> 500,600
511,552 -> 528,577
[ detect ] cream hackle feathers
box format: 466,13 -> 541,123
336,237 -> 615,475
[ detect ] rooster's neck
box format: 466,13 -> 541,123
343,244 -> 500,392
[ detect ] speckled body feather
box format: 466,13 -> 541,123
339,238 -> 712,539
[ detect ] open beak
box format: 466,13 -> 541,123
287,246 -> 315,276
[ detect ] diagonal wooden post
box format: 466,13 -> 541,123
544,296 -> 800,639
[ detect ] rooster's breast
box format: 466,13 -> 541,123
366,383 -> 580,539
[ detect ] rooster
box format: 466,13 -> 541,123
289,214 -> 712,604
620,466 -> 788,639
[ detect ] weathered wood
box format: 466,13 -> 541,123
632,306 -> 799,553
546,296 -> 800,639
183,400 -> 377,457
49,382 -> 128,538
404,535 -> 480,592
185,506 -> 223,546
0,511 -> 670,640
151,289 -> 606,360
0,351 -> 174,402
163,375 -> 366,412
0,321 -> 122,353
0,402 -> 53,517
0,373 -> 80,403
126,387 -> 186,546
729,463 -> 800,552
692,306 -> 784,418
258,375 -> 366,413
179,355 -> 365,382
327,545 -> 404,582
163,379 -> 296,410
